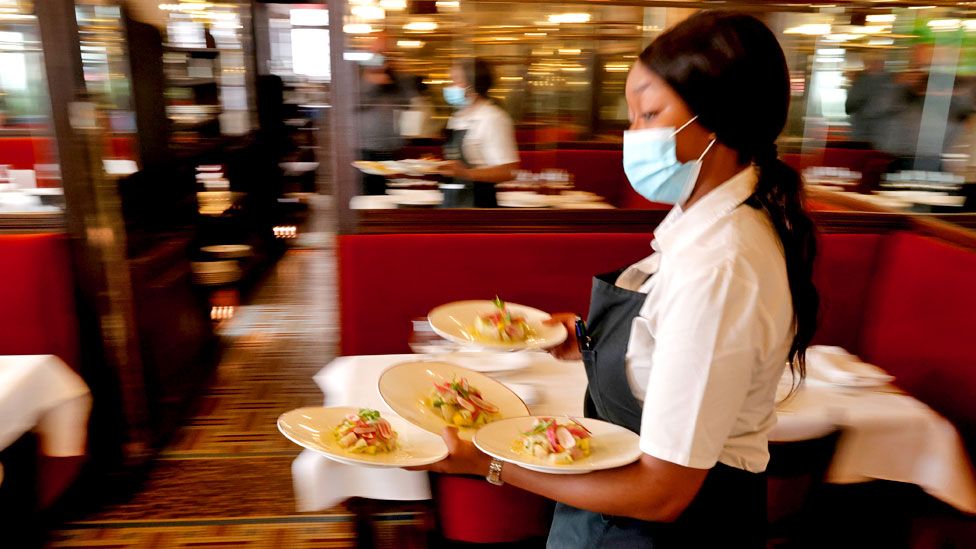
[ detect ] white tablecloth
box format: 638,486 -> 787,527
292,352 -> 976,514
0,355 -> 92,486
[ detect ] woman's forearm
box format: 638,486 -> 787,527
462,162 -> 518,183
468,452 -> 707,522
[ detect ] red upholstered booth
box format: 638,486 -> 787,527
339,228 -> 976,545
0,233 -> 79,370
0,136 -> 56,170
0,232 -> 83,510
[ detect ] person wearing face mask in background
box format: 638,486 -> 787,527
408,11 -> 819,548
358,47 -> 412,195
437,58 -> 519,207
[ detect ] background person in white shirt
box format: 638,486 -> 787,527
437,58 -> 520,185
411,11 -> 820,548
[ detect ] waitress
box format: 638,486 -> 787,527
412,11 -> 820,548
438,58 -> 519,207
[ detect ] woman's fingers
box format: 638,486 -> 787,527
545,313 -> 581,360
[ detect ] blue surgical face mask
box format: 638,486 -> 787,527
443,85 -> 469,107
622,116 -> 716,205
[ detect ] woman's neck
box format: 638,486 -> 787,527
683,146 -> 748,209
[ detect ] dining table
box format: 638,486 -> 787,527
0,354 -> 91,487
290,351 -> 976,515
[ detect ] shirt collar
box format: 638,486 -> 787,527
652,165 -> 758,254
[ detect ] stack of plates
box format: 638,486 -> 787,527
200,244 -> 252,259
191,260 -> 241,286
497,192 -> 550,208
393,189 -> 443,207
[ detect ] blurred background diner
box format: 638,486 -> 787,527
1,0 -> 975,548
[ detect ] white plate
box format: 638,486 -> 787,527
446,351 -> 538,373
497,192 -> 550,208
277,406 -> 449,468
551,201 -> 614,210
474,416 -> 642,475
378,361 -> 530,440
396,193 -> 442,207
352,160 -> 400,176
428,300 -> 567,351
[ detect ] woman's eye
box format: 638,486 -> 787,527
641,112 -> 656,122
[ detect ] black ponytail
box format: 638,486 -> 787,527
641,10 -> 819,383
746,145 -> 819,384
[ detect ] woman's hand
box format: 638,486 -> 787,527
405,427 -> 491,476
545,312 -> 582,361
436,160 -> 466,179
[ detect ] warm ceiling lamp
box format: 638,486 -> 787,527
397,40 -> 424,48
379,0 -> 407,9
343,23 -> 374,34
783,23 -> 831,36
351,5 -> 385,20
404,20 -> 437,32
548,13 -> 590,25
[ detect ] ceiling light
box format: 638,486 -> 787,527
784,23 -> 831,36
928,19 -> 961,31
435,1 -> 460,10
404,21 -> 438,32
351,5 -> 385,20
379,0 -> 407,10
343,23 -> 374,34
548,13 -> 590,25
524,32 -> 547,37
397,40 -> 424,48
816,48 -> 845,57
823,33 -> 863,42
605,63 -> 629,72
866,14 -> 895,24
558,48 -> 581,55
908,6 -> 935,9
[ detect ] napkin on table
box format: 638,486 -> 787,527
805,345 -> 895,387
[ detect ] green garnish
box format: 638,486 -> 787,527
493,296 -> 505,310
358,409 -> 381,422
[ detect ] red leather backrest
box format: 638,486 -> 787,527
338,233 -> 653,355
517,150 -> 557,172
0,136 -> 55,170
859,232 -> 976,432
0,233 -> 79,371
812,233 -> 886,353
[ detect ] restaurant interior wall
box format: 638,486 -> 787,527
324,0 -> 976,233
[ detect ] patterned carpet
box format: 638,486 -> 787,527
46,223 -> 434,548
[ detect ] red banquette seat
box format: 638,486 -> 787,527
338,228 -> 976,545
0,232 -> 82,509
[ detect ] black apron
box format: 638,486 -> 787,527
441,128 -> 497,208
547,271 -> 767,549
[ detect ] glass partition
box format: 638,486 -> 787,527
0,0 -> 63,214
330,1 -> 976,224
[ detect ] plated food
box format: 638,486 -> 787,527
278,406 -> 448,468
515,417 -> 592,465
474,416 -> 642,475
427,376 -> 499,428
378,361 -> 529,440
333,408 -> 398,454
473,297 -> 536,344
427,299 -> 567,351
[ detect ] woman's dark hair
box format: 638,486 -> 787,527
640,11 -> 819,384
459,58 -> 495,98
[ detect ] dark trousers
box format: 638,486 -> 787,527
361,150 -> 393,196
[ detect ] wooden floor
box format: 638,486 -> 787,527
46,202 -> 434,548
